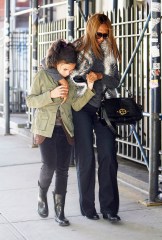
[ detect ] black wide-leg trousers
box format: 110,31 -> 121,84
72,104 -> 119,216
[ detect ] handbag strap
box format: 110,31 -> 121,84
102,85 -> 133,99
119,84 -> 133,97
102,108 -> 134,139
101,86 -> 113,99
102,108 -> 120,137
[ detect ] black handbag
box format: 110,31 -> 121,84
97,87 -> 143,137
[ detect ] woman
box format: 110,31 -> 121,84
26,40 -> 95,226
71,13 -> 121,222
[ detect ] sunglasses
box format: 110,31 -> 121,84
96,32 -> 109,39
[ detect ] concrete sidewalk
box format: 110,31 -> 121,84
0,124 -> 162,240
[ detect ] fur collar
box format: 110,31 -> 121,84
70,40 -> 117,96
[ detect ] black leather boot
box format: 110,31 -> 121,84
38,183 -> 49,218
53,192 -> 70,226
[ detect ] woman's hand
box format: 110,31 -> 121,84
86,72 -> 94,90
86,71 -> 103,82
86,71 -> 103,90
50,85 -> 69,103
87,79 -> 94,90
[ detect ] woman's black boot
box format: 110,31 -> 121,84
38,182 -> 49,218
53,192 -> 70,226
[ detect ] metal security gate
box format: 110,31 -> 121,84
10,31 -> 29,113
38,19 -> 67,66
74,4 -> 154,166
0,30 -> 4,115
110,5 -> 151,166
7,0 -> 161,202
0,30 -> 29,115
26,3 -> 162,172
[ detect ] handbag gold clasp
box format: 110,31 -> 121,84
117,108 -> 128,115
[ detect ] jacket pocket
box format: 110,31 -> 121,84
35,114 -> 49,131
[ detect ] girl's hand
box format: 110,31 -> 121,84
61,95 -> 68,104
59,78 -> 69,89
50,85 -> 69,100
58,79 -> 69,103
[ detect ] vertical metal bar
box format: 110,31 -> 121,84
113,0 -> 118,22
4,0 -> 10,135
113,0 -> 118,10
84,0 -> 89,21
27,15 -> 32,129
121,8 -> 125,149
32,0 -> 38,77
67,0 -> 74,42
130,6 -> 134,160
31,0 -> 38,147
126,6 -> 130,157
135,7 -> 139,160
49,0 -> 53,22
140,5 -> 145,162
77,0 -> 86,23
149,0 -> 161,202
43,0 -> 48,23
146,3 -> 150,163
67,0 -> 75,166
10,32 -> 13,113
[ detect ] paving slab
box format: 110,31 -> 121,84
0,121 -> 162,240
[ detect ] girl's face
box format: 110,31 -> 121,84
95,23 -> 109,45
56,62 -> 76,77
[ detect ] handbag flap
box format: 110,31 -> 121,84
102,98 -> 143,122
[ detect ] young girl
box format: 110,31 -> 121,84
26,40 -> 95,226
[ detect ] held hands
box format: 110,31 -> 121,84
86,71 -> 103,90
86,71 -> 98,82
86,79 -> 94,90
50,85 -> 69,104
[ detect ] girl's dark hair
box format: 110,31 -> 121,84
46,40 -> 77,68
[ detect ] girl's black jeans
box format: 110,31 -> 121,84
38,126 -> 71,195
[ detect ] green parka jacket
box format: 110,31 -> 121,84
26,69 -> 95,138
